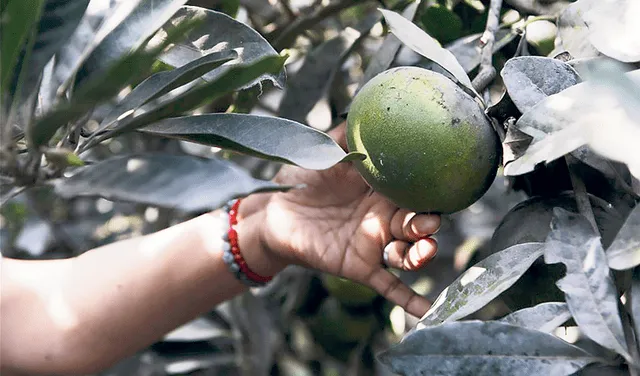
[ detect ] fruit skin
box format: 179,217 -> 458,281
525,20 -> 557,56
489,192 -> 624,310
346,66 -> 500,214
420,4 -> 463,44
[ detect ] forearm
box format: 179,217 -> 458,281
1,209 -> 279,375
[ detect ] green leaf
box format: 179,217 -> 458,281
379,321 -> 597,376
607,203 -> 640,270
74,0 -> 189,88
43,148 -> 85,167
417,243 -> 545,328
98,49 -> 237,129
82,55 -> 288,149
378,8 -> 475,95
140,114 -> 365,170
0,0 -> 45,92
158,6 -> 286,88
14,0 -> 90,108
54,154 -> 295,212
27,16 -> 202,148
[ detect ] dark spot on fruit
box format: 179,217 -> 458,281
387,107 -> 390,111
452,117 -> 461,127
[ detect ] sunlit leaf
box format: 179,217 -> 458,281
28,18 -> 201,147
140,114 -> 364,170
158,6 -> 285,88
557,0 -> 600,59
83,55 -> 287,149
54,154 -> 294,212
99,49 -> 237,128
379,321 -> 597,376
499,302 -> 572,333
501,56 -> 581,114
578,0 -> 640,62
74,0 -> 188,87
504,69 -> 640,178
607,203 -> 640,270
417,243 -> 544,328
544,208 -> 631,362
379,8 -> 475,94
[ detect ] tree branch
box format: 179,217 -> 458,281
272,0 -> 370,50
472,0 -> 502,93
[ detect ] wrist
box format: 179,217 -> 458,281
236,211 -> 287,277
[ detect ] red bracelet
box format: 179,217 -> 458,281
221,198 -> 273,287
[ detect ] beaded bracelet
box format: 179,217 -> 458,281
221,198 -> 273,287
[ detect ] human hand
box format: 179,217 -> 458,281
239,122 -> 441,317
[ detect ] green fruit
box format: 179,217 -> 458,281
526,20 -> 557,56
490,192 -> 624,310
322,274 -> 378,308
346,66 -> 500,214
420,4 -> 463,44
308,297 -> 379,360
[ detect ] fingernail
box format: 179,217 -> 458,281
413,216 -> 440,236
417,238 -> 433,259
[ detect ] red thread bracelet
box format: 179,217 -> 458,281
227,199 -> 273,284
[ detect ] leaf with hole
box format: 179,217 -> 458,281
158,6 -> 285,88
54,154 -> 294,212
499,302 -> 572,333
544,208 -> 631,362
501,56 -> 581,114
378,8 -> 474,93
416,242 -> 544,328
140,114 -> 364,170
379,321 -> 598,376
607,203 -> 640,270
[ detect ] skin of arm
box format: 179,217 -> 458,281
0,208 -> 282,375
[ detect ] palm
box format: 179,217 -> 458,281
240,124 -> 440,317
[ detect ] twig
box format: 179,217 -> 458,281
272,0 -> 370,50
565,155 -> 598,233
472,0 -> 502,92
0,186 -> 26,208
280,0 -> 297,20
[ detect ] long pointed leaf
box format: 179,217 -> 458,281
28,17 -> 201,147
379,8 -> 474,93
0,0 -> 45,91
84,55 -> 287,149
607,203 -> 640,270
74,0 -> 188,87
158,6 -> 285,88
544,208 -> 631,362
499,302 -> 572,333
54,154 -> 293,212
417,242 -> 545,328
380,321 -> 598,376
99,49 -> 237,128
140,114 -> 365,170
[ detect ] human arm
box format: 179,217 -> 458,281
0,208 -> 279,375
0,122 -> 441,375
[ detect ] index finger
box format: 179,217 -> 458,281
366,267 -> 432,318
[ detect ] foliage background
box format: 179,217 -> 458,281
1,0 -> 639,375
